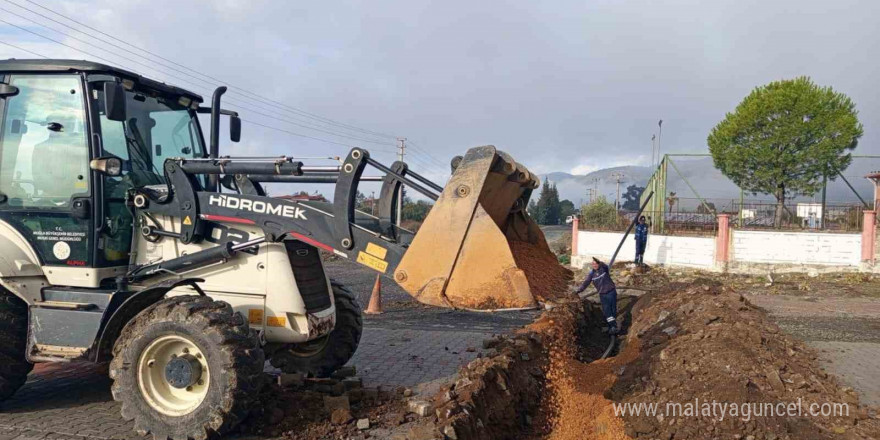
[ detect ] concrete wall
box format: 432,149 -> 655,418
730,230 -> 861,267
571,231 -> 716,269
571,228 -> 864,272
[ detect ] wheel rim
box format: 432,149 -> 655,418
287,335 -> 330,357
137,334 -> 210,416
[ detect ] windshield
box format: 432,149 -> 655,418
97,85 -> 205,188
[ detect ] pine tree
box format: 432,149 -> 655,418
708,77 -> 862,228
535,178 -> 562,225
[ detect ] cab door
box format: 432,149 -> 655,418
0,73 -> 97,276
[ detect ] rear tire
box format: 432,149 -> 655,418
270,280 -> 362,377
0,289 -> 33,402
109,295 -> 264,440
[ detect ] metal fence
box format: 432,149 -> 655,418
632,153 -> 876,235
730,200 -> 863,232
578,207 -> 718,237
577,197 -> 864,235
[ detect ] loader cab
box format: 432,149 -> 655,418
0,60 -> 206,281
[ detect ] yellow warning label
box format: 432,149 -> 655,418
357,251 -> 388,273
183,216 -> 192,225
267,316 -> 287,327
248,309 -> 263,325
365,242 -> 388,259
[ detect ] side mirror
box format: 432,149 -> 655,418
0,83 -> 19,98
230,115 -> 241,143
104,82 -> 127,122
90,156 -> 123,177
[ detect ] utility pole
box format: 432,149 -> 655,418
653,120 -> 663,233
371,190 -> 376,216
656,120 -> 663,168
396,137 -> 406,225
651,134 -> 656,170
820,174 -> 827,229
610,172 -> 625,210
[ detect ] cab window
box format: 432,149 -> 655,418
0,75 -> 89,208
97,86 -> 205,191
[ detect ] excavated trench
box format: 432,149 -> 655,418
429,277 -> 880,440
422,294 -> 643,440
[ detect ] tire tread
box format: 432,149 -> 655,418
109,295 -> 264,440
0,290 -> 33,402
269,280 -> 363,377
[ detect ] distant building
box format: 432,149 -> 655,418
796,203 -> 822,229
796,203 -> 822,218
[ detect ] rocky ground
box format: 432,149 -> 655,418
240,259 -> 880,440
7,224 -> 877,439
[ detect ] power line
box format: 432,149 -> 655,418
239,119 -> 392,152
0,36 -> 402,156
1,4 -> 446,166
14,0 -> 403,141
0,6 -> 400,147
0,40 -> 46,58
0,10 -> 444,171
0,18 -> 408,155
4,0 -> 446,172
406,140 -> 449,168
1,0 -> 403,148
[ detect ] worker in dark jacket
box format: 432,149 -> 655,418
574,258 -> 618,334
634,216 -> 649,266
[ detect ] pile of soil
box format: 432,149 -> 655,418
526,278 -> 879,439
510,239 -> 574,302
610,280 -> 880,439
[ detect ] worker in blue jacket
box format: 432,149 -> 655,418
634,215 -> 649,266
574,258 -> 618,334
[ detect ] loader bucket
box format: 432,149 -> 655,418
394,145 -> 556,310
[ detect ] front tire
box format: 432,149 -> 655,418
0,289 -> 33,402
109,295 -> 264,440
270,281 -> 362,377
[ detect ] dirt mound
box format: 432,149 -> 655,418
610,280 -> 880,439
510,240 -> 574,302
528,279 -> 880,439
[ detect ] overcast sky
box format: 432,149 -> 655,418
2,0 -> 878,188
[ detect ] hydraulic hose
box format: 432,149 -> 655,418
601,334 -> 617,359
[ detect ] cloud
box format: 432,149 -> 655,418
569,154 -> 651,176
1,0 -> 878,191
570,164 -> 599,175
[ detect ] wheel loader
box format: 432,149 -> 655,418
0,59 -> 554,439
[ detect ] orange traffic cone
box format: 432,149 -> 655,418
364,274 -> 383,314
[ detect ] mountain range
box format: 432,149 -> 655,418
542,156 -> 878,210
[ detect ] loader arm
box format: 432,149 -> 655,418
128,145 -> 552,310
